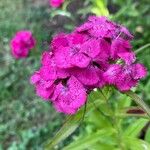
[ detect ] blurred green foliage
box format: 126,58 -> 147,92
0,0 -> 150,149
0,0 -> 63,149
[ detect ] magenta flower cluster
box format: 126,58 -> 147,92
10,30 -> 36,59
49,0 -> 64,8
30,16 -> 147,114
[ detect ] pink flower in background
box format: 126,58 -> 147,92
31,16 -> 147,114
10,30 -> 36,59
49,0 -> 64,8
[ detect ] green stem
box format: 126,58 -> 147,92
116,113 -> 148,119
62,0 -> 73,11
135,43 -> 150,54
124,91 -> 150,118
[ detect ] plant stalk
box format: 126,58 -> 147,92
125,91 -> 150,118
135,43 -> 150,54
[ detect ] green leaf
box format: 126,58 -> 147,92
118,93 -> 132,108
88,89 -> 114,127
145,127 -> 150,143
88,143 -> 116,150
45,115 -> 81,150
123,118 -> 148,138
125,138 -> 150,150
63,129 -> 115,150
91,0 -> 109,16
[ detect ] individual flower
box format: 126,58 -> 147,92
53,33 -> 91,69
110,38 -> 136,65
31,16 -> 147,114
10,30 -> 36,59
69,66 -> 105,89
104,63 -> 147,91
76,16 -> 133,40
49,0 -> 64,8
53,76 -> 87,114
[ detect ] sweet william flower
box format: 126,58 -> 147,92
76,16 -> 117,38
10,30 -> 36,59
104,63 -> 147,91
53,76 -> 87,114
49,0 -> 64,8
54,46 -> 91,68
54,33 -> 91,69
76,16 -> 133,40
41,52 -> 69,79
31,16 -> 147,114
110,38 -> 136,65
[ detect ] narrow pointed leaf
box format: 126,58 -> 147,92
123,118 -> 148,138
63,129 -> 115,150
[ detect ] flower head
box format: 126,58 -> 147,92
10,30 -> 36,59
31,16 -> 147,114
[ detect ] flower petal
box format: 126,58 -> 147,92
30,72 -> 40,84
104,64 -> 122,84
71,53 -> 91,68
54,47 -> 72,68
118,51 -> 136,65
40,65 -> 57,80
80,39 -> 100,58
51,33 -> 68,49
71,67 -> 100,86
53,76 -> 87,114
131,63 -> 147,80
